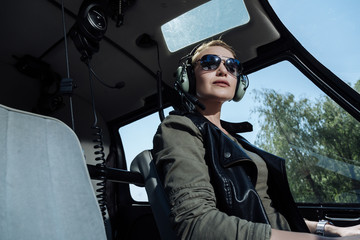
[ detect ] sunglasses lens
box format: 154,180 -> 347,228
225,58 -> 242,76
199,54 -> 242,76
199,55 -> 221,71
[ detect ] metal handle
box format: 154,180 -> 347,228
325,215 -> 360,222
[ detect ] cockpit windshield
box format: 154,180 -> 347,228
161,0 -> 250,52
269,0 -> 360,91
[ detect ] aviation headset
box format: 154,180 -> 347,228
70,0 -> 108,60
175,43 -> 249,102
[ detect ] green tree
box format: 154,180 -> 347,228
253,80 -> 360,203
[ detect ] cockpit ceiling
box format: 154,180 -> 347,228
1,0 -> 280,122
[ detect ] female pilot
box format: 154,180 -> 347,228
152,39 -> 360,240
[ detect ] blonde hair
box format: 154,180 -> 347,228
191,39 -> 236,65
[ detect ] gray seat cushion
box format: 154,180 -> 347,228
0,104 -> 107,240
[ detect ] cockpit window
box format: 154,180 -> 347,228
269,0 -> 360,92
161,0 -> 250,52
119,108 -> 173,202
224,61 -> 360,204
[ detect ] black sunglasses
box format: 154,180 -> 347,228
196,54 -> 243,77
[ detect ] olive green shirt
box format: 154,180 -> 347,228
153,114 -> 289,240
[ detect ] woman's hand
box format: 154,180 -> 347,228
326,224 -> 360,237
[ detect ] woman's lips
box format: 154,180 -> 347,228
213,80 -> 230,87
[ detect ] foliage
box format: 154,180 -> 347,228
253,80 -> 360,203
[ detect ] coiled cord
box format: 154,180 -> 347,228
86,59 -> 107,221
92,124 -> 107,220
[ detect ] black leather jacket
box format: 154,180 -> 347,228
181,111 -> 309,233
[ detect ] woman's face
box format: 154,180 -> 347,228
194,46 -> 238,105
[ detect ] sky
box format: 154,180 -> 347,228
120,0 -> 360,201
269,0 -> 360,84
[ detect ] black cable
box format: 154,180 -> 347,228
157,70 -> 165,121
88,65 -> 125,89
155,43 -> 165,121
86,58 -> 107,221
155,42 -> 162,72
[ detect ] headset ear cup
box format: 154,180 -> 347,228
233,87 -> 245,102
233,75 -> 248,102
176,62 -> 195,94
176,44 -> 199,95
176,64 -> 190,93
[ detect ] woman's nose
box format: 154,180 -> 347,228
216,60 -> 228,76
